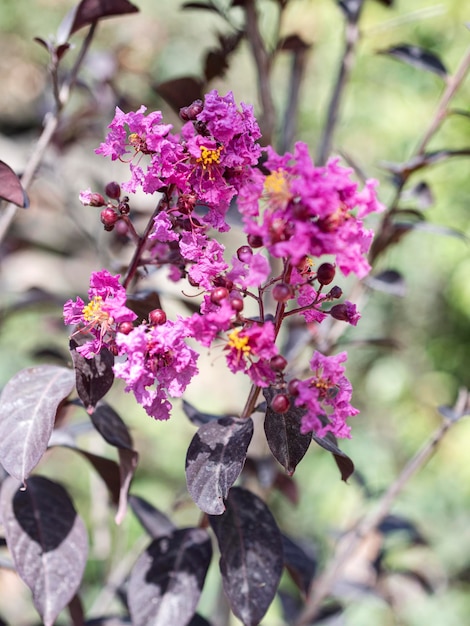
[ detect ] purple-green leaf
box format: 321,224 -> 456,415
379,44 -> 447,78
0,160 -> 29,208
0,365 -> 75,482
0,476 -> 88,626
128,528 -> 212,626
209,487 -> 283,626
70,339 -> 115,413
263,387 -> 312,475
185,415 -> 253,515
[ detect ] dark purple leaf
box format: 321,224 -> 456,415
68,594 -> 85,626
378,514 -> 427,545
128,528 -> 212,626
204,32 -> 244,83
182,399 -> 227,426
185,416 -> 253,515
0,365 -> 75,482
403,181 -> 434,209
282,534 -> 317,595
311,432 -> 354,482
129,494 -> 176,539
188,615 -> 212,626
126,290 -> 162,324
365,269 -> 406,296
0,476 -> 88,626
209,487 -> 283,626
0,160 -> 29,208
372,0 -> 394,5
154,77 -> 204,116
85,618 -> 131,625
70,339 -> 114,413
383,149 -> 470,181
338,0 -> 363,21
182,1 -> 221,11
379,44 -> 447,78
273,472 -> 299,505
279,34 -> 310,52
90,402 -> 133,449
263,387 -> 312,475
406,220 -> 468,241
62,0 -> 139,40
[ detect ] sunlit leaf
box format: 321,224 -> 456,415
0,365 -> 75,482
128,528 -> 212,626
186,416 -> 253,515
263,387 -> 312,475
0,476 -> 88,626
209,487 -> 283,626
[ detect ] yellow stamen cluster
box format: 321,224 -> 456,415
263,169 -> 291,207
227,328 -> 251,355
198,145 -> 223,168
82,296 -> 109,325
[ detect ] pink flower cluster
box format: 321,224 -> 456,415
67,90 -> 384,436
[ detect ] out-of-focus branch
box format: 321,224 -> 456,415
0,22 -> 98,246
295,389 -> 469,626
244,0 -> 276,144
317,1 -> 366,166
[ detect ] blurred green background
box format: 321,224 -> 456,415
0,1 -> 469,625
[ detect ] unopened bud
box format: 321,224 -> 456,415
180,99 -> 203,121
118,321 -> 134,335
237,245 -> 253,263
328,286 -> 343,300
270,393 -> 290,414
317,263 -> 336,285
272,282 -> 293,303
247,234 -> 263,249
149,309 -> 167,325
210,287 -> 229,305
100,207 -> 119,230
105,181 -> 121,200
270,355 -> 288,372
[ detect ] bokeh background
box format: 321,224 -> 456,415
0,0 -> 469,624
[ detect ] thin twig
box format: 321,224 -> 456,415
294,390 -> 468,625
317,1 -> 366,165
278,42 -> 309,153
0,22 -> 98,246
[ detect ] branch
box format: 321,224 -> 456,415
294,389 -> 469,626
317,0 -> 366,165
0,22 -> 98,246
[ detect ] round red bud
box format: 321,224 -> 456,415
210,287 -> 229,305
230,296 -> 244,313
100,208 -> 119,229
272,282 -> 293,302
237,245 -> 253,263
118,321 -> 134,335
317,263 -> 336,285
270,354 -> 288,372
149,309 -> 167,325
247,234 -> 263,248
105,181 -> 121,200
328,286 -> 343,300
287,378 -> 301,396
270,393 -> 290,414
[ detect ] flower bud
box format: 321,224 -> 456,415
230,295 -> 244,313
330,302 -> 360,326
328,286 -> 343,300
273,282 -> 293,302
210,287 -> 229,304
119,197 -> 130,215
270,355 -> 287,372
149,309 -> 167,325
180,99 -> 203,121
100,208 -> 119,230
87,193 -> 106,207
287,378 -> 300,396
316,263 -> 336,285
247,234 -> 263,249
270,393 -> 290,414
105,181 -> 121,200
118,321 -> 134,335
237,245 -> 253,263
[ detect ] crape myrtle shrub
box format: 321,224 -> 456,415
0,0 -> 469,625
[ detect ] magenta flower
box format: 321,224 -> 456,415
295,351 -> 359,438
114,318 -> 199,420
64,270 -> 136,357
225,322 -> 278,386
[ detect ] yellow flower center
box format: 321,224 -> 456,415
82,296 -> 110,326
227,328 -> 251,354
263,169 -> 292,209
198,145 -> 223,168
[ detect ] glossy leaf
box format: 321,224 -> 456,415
0,365 -> 75,482
128,528 -> 212,626
379,44 -> 447,77
282,534 -> 317,595
311,432 -> 354,482
129,494 -> 176,539
182,399 -> 225,426
59,0 -> 139,41
263,388 -> 312,475
154,77 -> 204,115
186,415 -> 253,515
0,476 -> 88,626
209,487 -> 283,626
0,160 -> 29,208
70,339 -> 115,413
